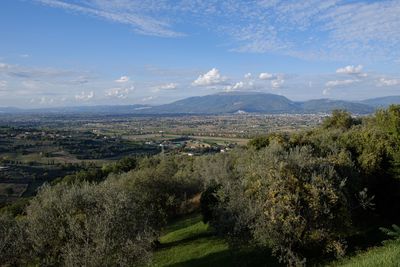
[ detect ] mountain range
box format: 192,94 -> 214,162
1,92 -> 399,115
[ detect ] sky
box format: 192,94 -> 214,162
0,0 -> 399,108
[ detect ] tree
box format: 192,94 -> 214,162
208,145 -> 351,266
0,214 -> 30,266
25,181 -> 157,267
5,186 -> 14,196
323,110 -> 359,130
200,181 -> 221,223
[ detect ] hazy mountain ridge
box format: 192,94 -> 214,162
299,99 -> 374,114
1,93 -> 399,115
147,93 -> 301,114
360,96 -> 400,108
0,104 -> 150,114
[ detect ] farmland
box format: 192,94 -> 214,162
0,113 -> 322,206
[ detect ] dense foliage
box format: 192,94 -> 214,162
202,106 -> 400,265
1,155 -> 203,266
1,106 -> 400,266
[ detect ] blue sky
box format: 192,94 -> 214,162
0,0 -> 399,107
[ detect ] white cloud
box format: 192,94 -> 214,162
271,77 -> 284,89
105,86 -> 134,98
378,78 -> 400,87
244,73 -> 252,79
152,82 -> 178,92
224,81 -> 245,92
0,63 -> 10,69
259,72 -> 274,80
29,96 -> 66,105
322,88 -> 331,95
336,65 -> 364,75
115,76 -> 130,83
34,1 -> 400,61
192,68 -> 227,86
0,80 -> 7,90
22,80 -> 40,89
258,72 -> 284,88
141,96 -> 157,102
325,79 -> 359,88
0,61 -> 83,81
39,96 -> 55,105
323,79 -> 360,95
71,75 -> 90,85
75,91 -> 95,101
35,0 -> 182,37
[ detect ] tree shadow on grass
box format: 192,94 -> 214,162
164,213 -> 203,233
159,231 -> 215,249
166,247 -> 283,267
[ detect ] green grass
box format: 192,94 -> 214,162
152,214 -> 400,267
332,241 -> 400,267
151,213 -> 281,267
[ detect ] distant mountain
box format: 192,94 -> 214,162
2,93 -> 400,115
360,96 -> 400,108
299,99 -> 374,114
0,107 -> 22,114
142,92 -> 375,114
34,104 -> 151,114
0,105 -> 150,115
146,92 -> 300,114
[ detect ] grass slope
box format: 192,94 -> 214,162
152,213 -> 400,267
151,213 -> 281,267
333,242 -> 400,267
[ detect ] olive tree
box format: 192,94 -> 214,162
26,181 -> 157,267
207,144 -> 351,266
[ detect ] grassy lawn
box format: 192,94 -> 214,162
332,241 -> 400,267
151,213 -> 282,267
